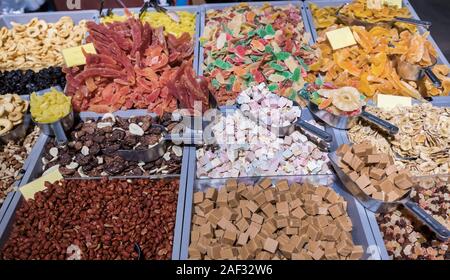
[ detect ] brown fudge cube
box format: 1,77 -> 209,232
348,171 -> 360,182
304,201 -> 319,216
227,191 -> 239,208
292,251 -> 313,260
335,215 -> 353,232
276,180 -> 290,192
237,232 -> 249,246
254,192 -> 266,206
258,178 -> 272,189
276,201 -> 289,216
222,230 -> 237,245
200,223 -> 213,238
291,207 -> 307,220
394,173 -> 413,190
221,247 -> 234,259
205,187 -> 218,201
286,227 -> 298,235
226,179 -> 238,192
342,151 -> 354,166
336,144 -> 352,156
216,189 -> 228,207
350,156 -> 364,172
362,185 -> 377,196
199,199 -> 214,214
324,190 -> 340,204
367,154 -> 381,164
236,218 -> 250,232
261,203 -> 276,217
189,245 -> 202,259
379,179 -> 395,194
251,213 -> 264,225
355,175 -> 371,189
306,224 -> 321,240
352,143 -> 369,157
328,203 -> 345,219
348,245 -> 364,260
207,245 -> 221,259
261,222 -> 277,235
264,189 -> 276,203
193,191 -> 205,204
369,168 -> 385,180
324,248 -> 340,260
263,238 -> 279,253
289,198 -> 303,210
246,222 -> 261,239
246,200 -> 259,213
372,191 -> 385,201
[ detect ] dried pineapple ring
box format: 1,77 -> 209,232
0,118 -> 13,135
3,103 -> 14,113
0,105 -> 4,117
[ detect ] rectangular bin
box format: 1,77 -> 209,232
180,172 -> 383,260
0,173 -> 188,260
0,10 -> 97,27
304,0 -> 450,67
330,97 -> 450,260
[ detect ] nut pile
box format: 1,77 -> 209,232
0,17 -> 87,71
348,104 -> 450,176
196,110 -> 330,178
0,127 -> 40,206
0,178 -> 179,260
43,114 -> 182,177
236,84 -> 301,127
189,179 -> 364,260
336,143 -> 413,202
0,94 -> 29,136
0,67 -> 66,96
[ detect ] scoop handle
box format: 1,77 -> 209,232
394,17 -> 432,29
296,120 -> 333,143
404,200 -> 450,241
51,122 -> 68,145
424,67 -> 442,88
360,111 -> 399,136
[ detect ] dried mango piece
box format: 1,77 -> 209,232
370,52 -> 387,77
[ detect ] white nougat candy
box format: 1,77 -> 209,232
283,149 -> 293,159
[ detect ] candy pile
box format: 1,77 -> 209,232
0,17 -> 87,71
65,16 -> 207,115
0,127 -> 40,207
0,94 -> 29,136
0,67 -> 66,96
196,110 -> 330,178
42,114 -> 182,177
189,179 -> 364,260
348,104 -> 449,176
310,24 -> 450,98
30,88 -> 71,124
236,84 -> 301,127
102,10 -> 196,38
202,3 -> 317,105
336,143 -> 414,202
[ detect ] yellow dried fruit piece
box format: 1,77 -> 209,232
30,88 -> 71,124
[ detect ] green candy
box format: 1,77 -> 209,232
214,59 -> 232,70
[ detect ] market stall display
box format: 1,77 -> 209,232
201,3 -> 317,105
308,1 -> 450,98
0,17 -> 87,72
376,176 -> 449,260
347,104 -> 449,176
0,127 -> 39,207
0,178 -> 179,260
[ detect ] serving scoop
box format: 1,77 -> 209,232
329,150 -> 450,241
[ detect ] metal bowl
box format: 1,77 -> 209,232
32,109 -> 74,144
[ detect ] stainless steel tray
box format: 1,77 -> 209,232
198,1 -> 315,94
304,0 -> 450,68
180,172 -> 382,260
0,170 -> 189,260
330,98 -> 450,260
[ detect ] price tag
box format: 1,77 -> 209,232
20,167 -> 63,200
326,27 -> 357,50
383,0 -> 402,8
377,94 -> 412,110
62,43 -> 97,67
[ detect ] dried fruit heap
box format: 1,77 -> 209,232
65,14 -> 199,115
202,3 -> 317,105
310,25 -> 450,98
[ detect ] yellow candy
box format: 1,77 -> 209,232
102,11 -> 195,38
30,88 -> 71,124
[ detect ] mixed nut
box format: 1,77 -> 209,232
0,126 -> 40,206
42,113 -> 182,177
0,178 -> 179,260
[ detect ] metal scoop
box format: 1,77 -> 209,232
336,4 -> 432,30
237,100 -> 333,143
395,56 -> 442,88
329,151 -> 450,241
308,101 -> 399,135
114,124 -> 183,163
139,0 -> 180,23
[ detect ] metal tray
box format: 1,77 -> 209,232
330,98 -> 450,260
0,10 -> 97,27
0,171 -> 189,260
180,172 -> 382,260
19,110 -> 190,185
192,107 -> 338,179
198,1 -> 315,79
96,5 -> 201,74
304,0 -> 450,69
